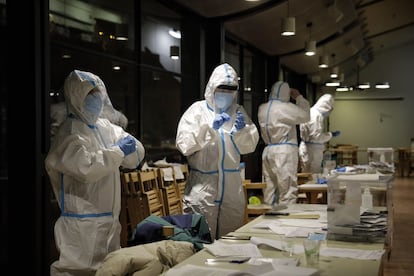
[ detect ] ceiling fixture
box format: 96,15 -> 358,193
375,82 -> 390,89
170,45 -> 180,60
318,55 -> 329,68
357,82 -> 370,89
325,80 -> 340,87
168,28 -> 181,39
305,22 -> 316,56
330,66 -> 339,78
336,86 -> 350,92
281,1 -> 295,36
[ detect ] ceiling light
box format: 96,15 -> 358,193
325,80 -> 340,87
281,17 -> 295,36
336,86 -> 349,92
305,40 -> 316,56
169,28 -> 181,39
357,82 -> 370,89
375,82 -> 390,89
304,22 -> 315,56
330,66 -> 339,78
318,55 -> 329,68
170,45 -> 180,60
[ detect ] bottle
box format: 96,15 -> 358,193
361,187 -> 373,209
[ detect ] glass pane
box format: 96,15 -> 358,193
243,49 -> 253,117
49,0 -> 136,60
140,68 -> 182,161
49,45 -> 139,136
141,0 -> 181,74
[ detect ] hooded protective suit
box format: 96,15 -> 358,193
176,63 -> 259,239
258,81 -> 310,205
299,93 -> 335,173
45,70 -> 145,276
50,89 -> 128,140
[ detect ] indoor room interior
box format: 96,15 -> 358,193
2,0 -> 414,275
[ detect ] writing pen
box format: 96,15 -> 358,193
264,211 -> 290,216
205,257 -> 250,264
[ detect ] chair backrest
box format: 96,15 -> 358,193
119,170 -> 150,247
176,164 -> 189,198
138,169 -> 166,217
157,167 -> 183,215
335,144 -> 358,166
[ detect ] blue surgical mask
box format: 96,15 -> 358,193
83,92 -> 103,124
214,91 -> 234,113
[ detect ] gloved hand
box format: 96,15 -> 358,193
234,111 -> 246,130
212,112 -> 230,130
116,135 -> 136,156
332,130 -> 341,137
316,177 -> 327,184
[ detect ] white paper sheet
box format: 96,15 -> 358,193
204,240 -> 263,257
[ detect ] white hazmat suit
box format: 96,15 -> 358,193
299,93 -> 336,173
50,90 -> 128,140
258,81 -> 310,205
176,63 -> 259,239
45,70 -> 145,276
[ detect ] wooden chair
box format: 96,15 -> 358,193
334,144 -> 358,166
119,170 -> 150,247
138,169 -> 166,217
243,180 -> 272,224
157,166 -> 183,215
176,163 -> 189,198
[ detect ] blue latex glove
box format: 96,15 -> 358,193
235,111 -> 246,130
116,135 -> 136,156
336,167 -> 346,172
316,178 -> 327,184
212,112 -> 230,130
332,130 -> 341,137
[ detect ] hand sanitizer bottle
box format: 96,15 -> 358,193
361,187 -> 373,209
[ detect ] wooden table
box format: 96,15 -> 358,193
168,204 -> 386,276
298,183 -> 327,204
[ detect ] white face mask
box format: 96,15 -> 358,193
214,91 -> 235,113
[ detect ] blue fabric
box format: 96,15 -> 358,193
129,214 -> 212,251
332,130 -> 341,137
317,178 -> 327,184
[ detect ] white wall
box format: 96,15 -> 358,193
326,41 -> 414,163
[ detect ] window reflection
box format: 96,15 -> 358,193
49,0 -> 184,162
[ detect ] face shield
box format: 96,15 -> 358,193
82,88 -> 104,125
213,85 -> 238,113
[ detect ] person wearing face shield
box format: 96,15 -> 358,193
299,93 -> 340,173
176,63 -> 259,240
258,81 -> 310,205
50,87 -> 128,142
45,70 -> 145,276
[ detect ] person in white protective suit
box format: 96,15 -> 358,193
299,93 -> 340,173
45,70 -> 145,276
50,89 -> 128,140
175,63 -> 259,240
258,81 -> 310,205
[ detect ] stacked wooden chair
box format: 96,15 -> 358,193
157,166 -> 183,215
119,170 -> 150,247
119,164 -> 190,247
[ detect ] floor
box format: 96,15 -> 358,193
381,176 -> 414,275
